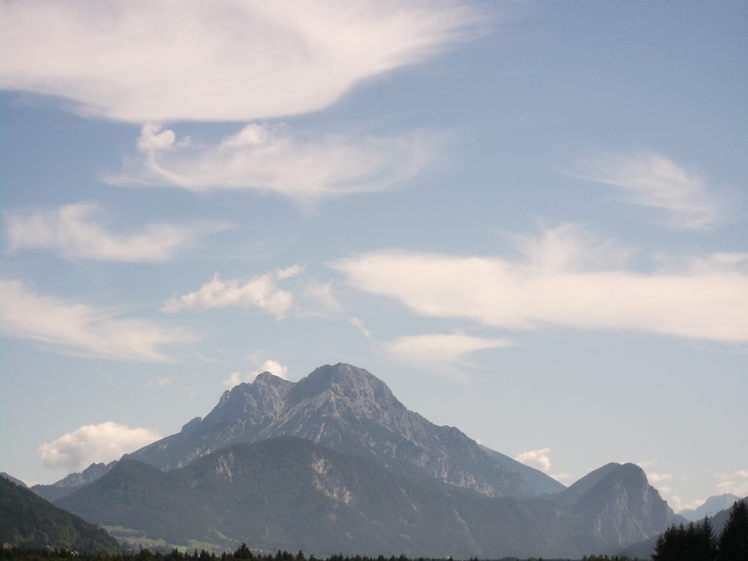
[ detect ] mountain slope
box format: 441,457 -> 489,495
0,476 -> 119,552
1,472 -> 28,488
32,462 -> 116,502
479,445 -> 566,495
58,436 -> 672,558
126,363 -> 532,498
551,462 -> 678,554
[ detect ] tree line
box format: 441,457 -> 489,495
652,499 -> 747,561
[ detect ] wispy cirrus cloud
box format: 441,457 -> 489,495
0,279 -> 197,362
39,422 -> 161,472
383,333 -> 514,373
333,225 -> 748,343
350,317 -> 372,338
162,266 -> 303,319
105,123 -> 433,202
576,151 -> 733,229
4,202 -> 226,262
0,0 -> 485,122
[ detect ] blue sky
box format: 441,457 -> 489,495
1,0 -> 746,512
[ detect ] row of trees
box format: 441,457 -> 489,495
0,547 -> 426,561
653,499 -> 747,561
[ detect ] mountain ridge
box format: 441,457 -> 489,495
125,363 -> 536,498
58,435 -> 674,558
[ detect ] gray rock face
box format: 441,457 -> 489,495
126,363 -> 533,498
551,462 -> 679,553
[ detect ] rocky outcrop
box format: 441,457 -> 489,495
551,462 -> 679,553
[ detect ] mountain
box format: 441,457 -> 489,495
32,461 -> 117,502
57,436 -> 672,558
126,363 -> 534,498
679,493 -> 741,521
479,445 -> 566,495
549,462 -> 678,554
0,475 -> 119,553
1,472 -> 28,488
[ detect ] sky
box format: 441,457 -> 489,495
0,0 -> 746,513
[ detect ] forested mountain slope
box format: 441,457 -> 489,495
0,476 -> 119,553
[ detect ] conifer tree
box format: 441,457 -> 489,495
717,499 -> 748,561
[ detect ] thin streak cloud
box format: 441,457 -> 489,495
576,151 -> 732,229
0,279 -> 197,362
333,225 -> 748,343
0,0 -> 485,122
106,123 -> 434,202
383,333 -> 514,374
4,202 -> 226,262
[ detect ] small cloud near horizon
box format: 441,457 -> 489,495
223,359 -> 289,389
39,422 -> 161,473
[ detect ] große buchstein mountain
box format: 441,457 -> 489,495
41,363 -> 679,557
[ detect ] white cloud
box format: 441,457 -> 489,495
162,266 -> 303,319
105,123 -> 432,203
39,422 -> 161,472
350,317 -> 372,338
637,460 -> 655,468
715,470 -> 748,496
333,225 -> 748,343
647,472 -> 674,483
0,279 -> 196,362
4,201 -> 224,261
383,333 -> 514,373
223,359 -> 288,389
514,448 -> 551,473
668,495 -> 706,513
297,280 -> 340,316
0,0 -> 484,122
576,151 -> 732,229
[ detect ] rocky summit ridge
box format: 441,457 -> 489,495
126,363 -> 535,498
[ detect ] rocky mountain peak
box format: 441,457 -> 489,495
124,362 -> 535,497
289,363 -> 402,415
208,371 -> 294,427
552,462 -> 676,552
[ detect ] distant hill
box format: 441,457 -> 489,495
679,493 -> 741,521
32,462 -> 116,502
125,363 -> 535,498
0,475 -> 119,553
57,435 -> 676,558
